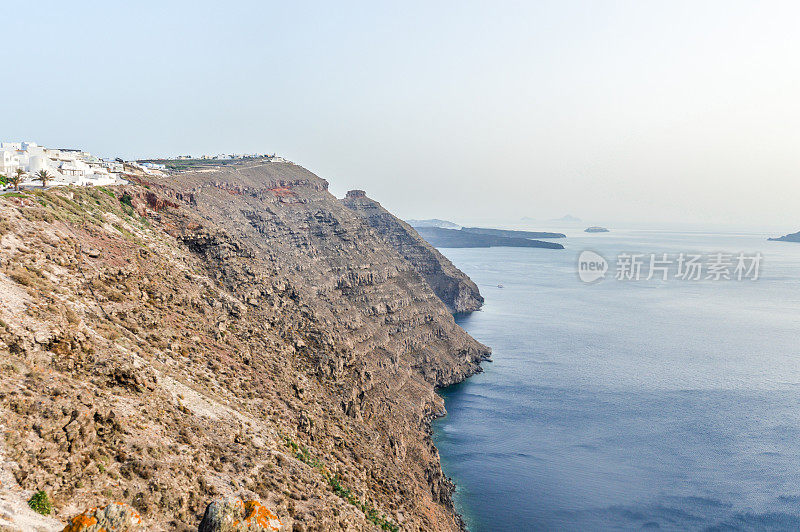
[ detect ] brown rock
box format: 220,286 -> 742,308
341,190 -> 484,312
62,502 -> 142,531
0,162 -> 489,532
198,499 -> 282,531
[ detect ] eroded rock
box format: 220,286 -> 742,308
341,190 -> 484,312
62,502 -> 142,531
198,499 -> 282,531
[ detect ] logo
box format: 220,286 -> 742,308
578,250 -> 608,283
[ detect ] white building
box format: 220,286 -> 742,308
0,141 -> 127,188
140,162 -> 166,171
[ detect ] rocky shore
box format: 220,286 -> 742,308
0,159 -> 489,530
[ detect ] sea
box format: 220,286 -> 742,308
432,227 -> 800,531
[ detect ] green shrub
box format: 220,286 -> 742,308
96,186 -> 116,199
28,490 -> 52,515
283,436 -> 398,531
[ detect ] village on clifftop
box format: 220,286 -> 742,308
0,141 -> 289,191
0,141 -> 131,190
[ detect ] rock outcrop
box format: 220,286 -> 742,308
62,503 -> 142,531
341,190 -> 484,313
0,158 -> 490,531
198,499 -> 282,531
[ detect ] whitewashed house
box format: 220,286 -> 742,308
0,141 -> 127,188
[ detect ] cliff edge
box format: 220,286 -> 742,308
341,190 -> 484,313
0,159 -> 489,531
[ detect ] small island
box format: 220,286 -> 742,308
460,227 -> 565,239
406,218 -> 461,229
768,231 -> 800,242
585,226 -> 609,233
550,214 -> 582,223
415,227 -> 564,249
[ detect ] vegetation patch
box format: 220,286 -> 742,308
283,436 -> 399,531
28,490 -> 52,515
96,186 -> 117,199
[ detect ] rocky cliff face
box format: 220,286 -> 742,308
0,159 -> 489,531
341,190 -> 483,313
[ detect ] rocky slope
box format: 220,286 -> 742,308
341,191 -> 483,313
0,159 -> 489,531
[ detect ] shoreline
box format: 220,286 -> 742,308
432,380 -> 480,532
0,162 -> 493,530
431,309 -> 494,531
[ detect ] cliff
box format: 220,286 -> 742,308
341,190 -> 484,313
0,159 -> 490,531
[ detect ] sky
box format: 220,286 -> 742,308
3,1 -> 800,228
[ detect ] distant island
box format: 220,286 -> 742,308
461,227 -> 565,239
521,215 -> 582,223
406,218 -> 461,229
416,227 -> 564,249
585,226 -> 609,233
550,214 -> 582,223
768,231 -> 800,242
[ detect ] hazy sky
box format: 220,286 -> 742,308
3,1 -> 799,227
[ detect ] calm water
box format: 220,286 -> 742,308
433,229 -> 800,531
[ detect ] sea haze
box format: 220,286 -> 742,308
433,228 -> 800,531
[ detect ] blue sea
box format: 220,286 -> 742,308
432,228 -> 800,531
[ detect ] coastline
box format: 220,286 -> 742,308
431,310 -> 495,532
432,380 -> 480,532
0,160 -> 492,530
419,232 -> 800,530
